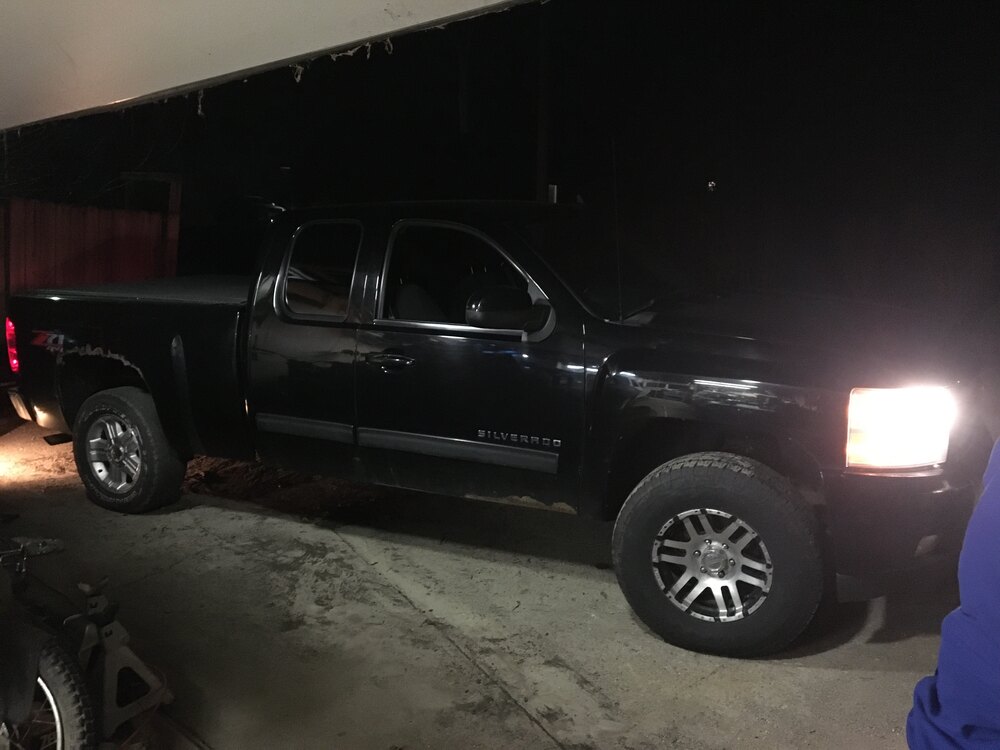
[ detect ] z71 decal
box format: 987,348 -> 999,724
31,330 -> 65,353
30,330 -> 145,380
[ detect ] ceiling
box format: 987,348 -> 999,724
0,0 -> 522,132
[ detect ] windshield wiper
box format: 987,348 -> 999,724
621,297 -> 660,320
621,287 -> 726,321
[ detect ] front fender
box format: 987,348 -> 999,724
582,349 -> 842,517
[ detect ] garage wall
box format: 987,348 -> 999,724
1,198 -> 174,298
0,0 -> 525,131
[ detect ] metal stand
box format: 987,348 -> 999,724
69,582 -> 174,740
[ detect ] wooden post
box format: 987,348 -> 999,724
121,172 -> 182,277
535,6 -> 551,203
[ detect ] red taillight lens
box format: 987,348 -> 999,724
5,317 -> 19,374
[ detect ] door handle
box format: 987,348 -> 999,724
366,353 -> 415,370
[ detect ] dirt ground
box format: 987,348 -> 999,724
0,417 -> 956,749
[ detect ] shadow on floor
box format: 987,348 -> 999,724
0,398 -> 24,438
169,465 -> 960,656
1,426 -> 954,660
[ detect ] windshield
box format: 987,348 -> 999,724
509,195 -> 989,334
511,213 -> 716,321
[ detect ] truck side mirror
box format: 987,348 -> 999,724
466,286 -> 544,330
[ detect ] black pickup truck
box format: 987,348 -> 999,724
4,202 -> 988,656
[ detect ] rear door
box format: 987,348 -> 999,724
247,219 -> 363,475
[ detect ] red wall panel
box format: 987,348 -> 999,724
2,198 -> 175,296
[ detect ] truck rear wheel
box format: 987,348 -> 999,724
72,387 -> 186,514
612,452 -> 823,657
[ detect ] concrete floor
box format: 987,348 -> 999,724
0,420 -> 954,749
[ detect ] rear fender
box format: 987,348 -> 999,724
55,342 -> 194,456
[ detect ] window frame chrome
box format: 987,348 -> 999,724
275,219 -> 364,325
375,219 -> 551,338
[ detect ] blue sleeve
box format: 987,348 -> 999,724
907,439 -> 1000,748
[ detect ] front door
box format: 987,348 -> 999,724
354,220 -> 585,509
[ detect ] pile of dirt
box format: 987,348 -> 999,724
0,415 -> 389,516
183,456 -> 388,516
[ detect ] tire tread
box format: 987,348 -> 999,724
72,386 -> 185,514
37,640 -> 98,749
612,451 -> 823,657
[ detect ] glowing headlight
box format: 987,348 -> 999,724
846,386 -> 957,470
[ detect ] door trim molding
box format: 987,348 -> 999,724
357,427 -> 558,474
255,413 -> 353,443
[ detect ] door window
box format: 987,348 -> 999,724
381,223 -> 529,325
282,221 -> 362,320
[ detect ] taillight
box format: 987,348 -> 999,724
5,317 -> 18,374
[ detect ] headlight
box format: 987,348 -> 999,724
846,386 -> 957,470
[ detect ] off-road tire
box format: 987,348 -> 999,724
72,387 -> 186,514
36,640 -> 98,749
613,452 -> 824,657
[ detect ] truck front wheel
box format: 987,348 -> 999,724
612,452 -> 823,657
72,387 -> 186,514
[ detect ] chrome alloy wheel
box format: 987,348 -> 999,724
86,415 -> 142,493
652,508 -> 773,622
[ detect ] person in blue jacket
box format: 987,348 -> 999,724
907,434 -> 1000,747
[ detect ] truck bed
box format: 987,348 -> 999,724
9,275 -> 255,459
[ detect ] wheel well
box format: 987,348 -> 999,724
603,418 -> 823,520
58,357 -> 147,430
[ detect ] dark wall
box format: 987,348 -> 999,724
2,0 -> 998,318
547,2 -> 1000,314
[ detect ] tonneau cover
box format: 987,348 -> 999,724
20,276 -> 251,306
